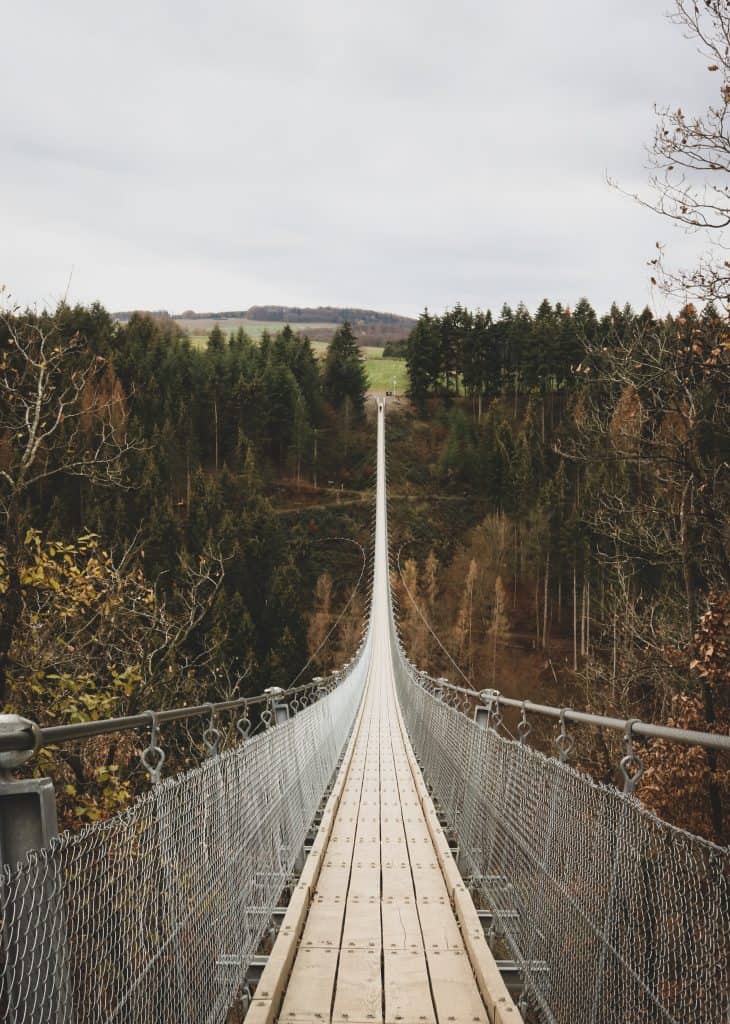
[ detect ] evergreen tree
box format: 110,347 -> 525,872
462,309 -> 496,421
406,309 -> 441,410
440,304 -> 472,395
322,322 -> 367,415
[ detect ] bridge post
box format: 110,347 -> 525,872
474,706 -> 490,730
263,687 -> 290,727
0,715 -> 70,1023
0,716 -> 54,867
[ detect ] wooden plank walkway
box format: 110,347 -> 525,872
246,402 -> 522,1024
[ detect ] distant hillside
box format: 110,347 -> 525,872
113,310 -> 171,322
112,305 -> 415,348
113,305 -> 415,329
242,306 -> 415,328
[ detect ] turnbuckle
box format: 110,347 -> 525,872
141,710 -> 166,785
555,709 -> 574,764
203,704 -> 222,757
620,719 -> 644,795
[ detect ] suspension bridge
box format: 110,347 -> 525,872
0,401 -> 728,1023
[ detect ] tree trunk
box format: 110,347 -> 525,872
344,397 -> 350,457
542,551 -> 550,649
513,524 -> 519,610
214,397 -> 219,472
0,523 -> 22,704
572,565 -> 578,671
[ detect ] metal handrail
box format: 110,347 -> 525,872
0,663 -> 358,757
402,668 -> 730,754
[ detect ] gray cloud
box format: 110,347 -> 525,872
0,0 -> 720,317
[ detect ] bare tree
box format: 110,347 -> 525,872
618,2 -> 730,309
0,297 -> 139,701
561,309 -> 729,840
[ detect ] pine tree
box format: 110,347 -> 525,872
440,304 -> 472,395
322,322 -> 367,415
406,309 -> 441,411
462,309 -> 497,421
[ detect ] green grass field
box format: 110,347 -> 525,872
187,321 -> 409,393
188,319 -> 333,348
364,354 -> 408,393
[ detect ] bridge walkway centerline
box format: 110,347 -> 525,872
244,401 -> 521,1024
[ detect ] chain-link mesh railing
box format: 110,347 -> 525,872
0,631 -> 370,1024
390,634 -> 729,1024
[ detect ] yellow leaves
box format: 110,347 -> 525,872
23,527 -> 42,550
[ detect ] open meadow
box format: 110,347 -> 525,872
184,318 -> 334,346
185,320 -> 409,393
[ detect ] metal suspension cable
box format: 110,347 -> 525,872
394,541 -> 475,690
0,667 -> 352,756
288,536 -> 368,688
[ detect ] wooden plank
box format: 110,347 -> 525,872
277,946 -> 339,1020
299,894 -> 346,951
332,948 -> 383,1023
381,895 -> 423,952
382,858 -> 416,900
242,998 -> 275,1024
425,948 -> 489,1023
341,894 -> 381,951
453,885 -> 523,1024
411,859 -> 450,903
315,860 -> 352,897
383,948 -> 436,1024
417,896 -> 463,952
249,883 -> 310,1011
348,858 -> 380,899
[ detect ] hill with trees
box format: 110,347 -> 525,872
392,296 -> 729,843
0,307 -> 371,825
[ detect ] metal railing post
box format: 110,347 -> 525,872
0,714 -> 53,866
474,706 -> 490,730
0,714 -> 70,1024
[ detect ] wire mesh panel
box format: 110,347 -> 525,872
391,645 -> 730,1024
0,636 -> 370,1024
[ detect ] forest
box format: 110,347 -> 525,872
1,0 -> 729,849
395,297 -> 729,842
2,288 -> 727,842
0,306 -> 373,824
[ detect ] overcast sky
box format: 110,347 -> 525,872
1,1 -> 719,318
